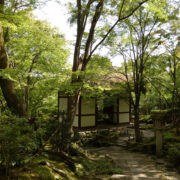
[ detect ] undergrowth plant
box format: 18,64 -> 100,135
0,114 -> 39,176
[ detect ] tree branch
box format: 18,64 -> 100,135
82,0 -> 104,69
90,0 -> 148,57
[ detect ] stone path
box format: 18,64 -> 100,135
87,144 -> 180,180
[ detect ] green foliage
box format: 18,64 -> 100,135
140,123 -> 153,129
147,0 -> 168,20
32,166 -> 55,180
163,130 -> 180,143
2,12 -> 70,119
0,0 -> 179,177
86,54 -> 112,77
151,110 -> 169,113
139,115 -> 151,122
6,14 -> 69,81
168,144 -> 180,167
75,130 -> 119,147
43,118 -> 62,151
0,115 -> 39,173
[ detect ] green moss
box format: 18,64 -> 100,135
140,124 -> 153,129
32,166 -> 55,180
36,154 -> 77,180
75,163 -> 85,176
139,115 -> 151,121
79,157 -> 122,176
151,110 -> 168,113
6,152 -> 80,180
17,174 -> 33,180
1,144 -> 123,180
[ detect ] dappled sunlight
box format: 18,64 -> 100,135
88,145 -> 180,180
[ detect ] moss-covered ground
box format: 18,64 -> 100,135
0,142 -> 122,180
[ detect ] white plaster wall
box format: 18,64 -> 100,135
59,98 -> 68,123
59,98 -> 68,112
73,116 -> 79,127
81,116 -> 95,127
119,99 -> 129,112
81,99 -> 95,114
119,113 -> 129,123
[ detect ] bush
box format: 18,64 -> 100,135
76,130 -> 119,147
0,115 -> 39,175
32,166 -> 55,180
42,117 -> 62,151
163,130 -> 180,143
168,144 -> 180,167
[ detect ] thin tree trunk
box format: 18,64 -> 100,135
134,104 -> 141,142
60,94 -> 80,152
25,86 -> 30,112
60,0 -> 148,152
0,79 -> 26,116
173,57 -> 179,135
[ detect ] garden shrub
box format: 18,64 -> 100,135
76,130 -> 119,147
168,143 -> 180,167
163,130 -> 180,143
0,115 -> 39,175
32,166 -> 55,180
40,115 -> 62,151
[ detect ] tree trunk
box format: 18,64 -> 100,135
134,105 -> 141,142
60,0 -> 147,152
0,24 -> 26,117
60,94 -> 80,152
0,79 -> 26,116
25,86 -> 30,112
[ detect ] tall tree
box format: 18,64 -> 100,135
0,0 -> 40,116
163,14 -> 180,133
6,15 -> 69,118
0,0 -> 25,116
109,4 -> 167,141
61,0 -> 149,151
